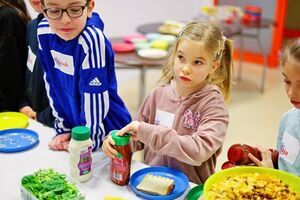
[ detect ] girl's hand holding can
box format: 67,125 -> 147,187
248,146 -> 274,168
117,121 -> 141,141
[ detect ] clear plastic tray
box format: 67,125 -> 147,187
20,173 -> 87,200
20,184 -> 38,200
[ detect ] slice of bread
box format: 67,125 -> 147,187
136,174 -> 174,195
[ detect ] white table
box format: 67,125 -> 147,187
0,119 -> 196,199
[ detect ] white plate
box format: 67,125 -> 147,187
137,48 -> 168,60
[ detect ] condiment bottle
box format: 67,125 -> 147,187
68,126 -> 93,182
110,130 -> 132,186
227,143 -> 278,166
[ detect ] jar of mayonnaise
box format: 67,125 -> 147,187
68,126 -> 93,182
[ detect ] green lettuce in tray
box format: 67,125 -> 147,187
21,168 -> 84,200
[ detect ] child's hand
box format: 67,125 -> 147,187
117,121 -> 141,141
48,133 -> 71,151
102,135 -> 118,159
248,146 -> 274,168
19,106 -> 37,119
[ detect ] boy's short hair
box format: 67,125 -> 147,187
41,0 -> 91,6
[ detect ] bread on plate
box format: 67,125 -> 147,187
136,174 -> 174,195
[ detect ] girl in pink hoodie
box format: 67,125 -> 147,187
102,21 -> 234,184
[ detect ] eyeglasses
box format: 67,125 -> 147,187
43,2 -> 89,20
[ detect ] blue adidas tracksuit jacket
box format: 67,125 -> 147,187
37,13 -> 131,150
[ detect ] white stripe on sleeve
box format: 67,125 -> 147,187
43,73 -> 69,132
78,36 -> 90,70
103,90 -> 109,117
84,92 -> 91,129
82,31 -> 95,68
94,27 -> 106,67
87,27 -> 100,69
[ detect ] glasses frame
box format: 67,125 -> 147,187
43,2 -> 89,20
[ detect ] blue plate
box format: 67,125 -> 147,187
0,129 -> 39,153
129,166 -> 189,200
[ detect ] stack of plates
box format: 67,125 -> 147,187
0,112 -> 39,153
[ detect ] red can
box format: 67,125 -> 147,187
227,144 -> 261,165
227,144 -> 278,166
110,130 -> 132,186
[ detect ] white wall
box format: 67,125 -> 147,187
25,0 -> 213,37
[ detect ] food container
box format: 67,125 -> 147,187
20,169 -> 87,200
204,166 -> 300,200
20,179 -> 86,200
20,183 -> 87,200
21,184 -> 38,200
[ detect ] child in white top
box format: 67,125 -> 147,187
249,39 -> 300,176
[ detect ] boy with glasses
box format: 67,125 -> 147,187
37,0 -> 131,151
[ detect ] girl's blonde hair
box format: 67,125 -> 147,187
159,21 -> 234,100
280,38 -> 300,67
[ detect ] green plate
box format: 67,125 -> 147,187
204,166 -> 300,199
186,184 -> 204,200
0,112 -> 28,130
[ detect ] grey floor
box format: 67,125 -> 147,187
116,61 -> 292,170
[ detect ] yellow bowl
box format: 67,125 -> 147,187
204,166 -> 300,199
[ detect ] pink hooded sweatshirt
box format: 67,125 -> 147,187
135,81 -> 229,184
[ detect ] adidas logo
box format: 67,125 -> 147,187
89,77 -> 102,86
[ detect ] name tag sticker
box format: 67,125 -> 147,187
155,109 -> 175,128
280,131 -> 299,164
50,50 -> 74,75
27,46 -> 36,72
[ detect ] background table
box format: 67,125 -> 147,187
137,22 -> 241,38
137,20 -> 274,92
0,119 -> 196,199
227,18 -> 275,92
111,37 -> 166,104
